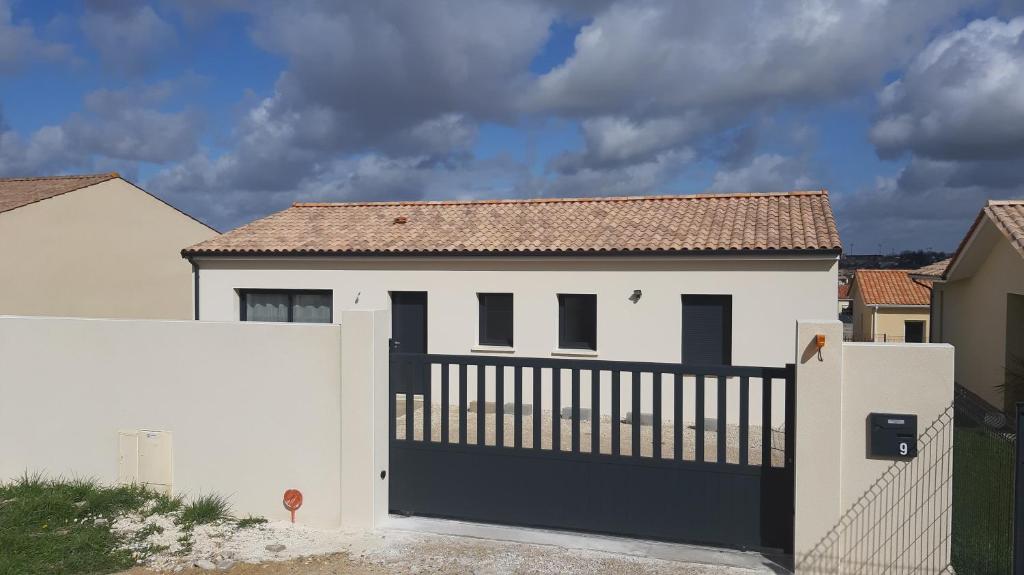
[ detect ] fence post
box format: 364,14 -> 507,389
1015,402 -> 1024,575
339,309 -> 391,529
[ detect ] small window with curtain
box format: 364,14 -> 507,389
240,290 -> 332,323
558,294 -> 597,350
478,293 -> 513,347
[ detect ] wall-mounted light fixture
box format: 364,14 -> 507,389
629,289 -> 642,303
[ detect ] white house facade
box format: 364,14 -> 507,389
184,191 -> 842,369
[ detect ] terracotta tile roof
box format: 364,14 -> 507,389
945,199 -> 1024,279
838,284 -> 851,300
852,269 -> 932,306
184,191 -> 842,256
910,258 -> 951,279
0,173 -> 120,214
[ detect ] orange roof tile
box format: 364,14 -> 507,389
0,173 -> 119,214
852,269 -> 932,306
910,258 -> 951,279
838,284 -> 851,299
944,199 -> 1024,279
184,190 -> 842,256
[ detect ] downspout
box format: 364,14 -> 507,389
872,305 -> 878,343
187,257 -> 199,321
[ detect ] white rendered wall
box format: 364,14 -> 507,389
0,316 -> 344,527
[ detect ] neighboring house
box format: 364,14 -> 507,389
931,200 -> 1024,411
838,283 -> 853,340
0,173 -> 218,320
182,191 -> 841,367
848,269 -> 931,343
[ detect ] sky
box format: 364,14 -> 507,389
2,0 -> 1023,253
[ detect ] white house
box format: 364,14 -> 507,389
182,191 -> 841,369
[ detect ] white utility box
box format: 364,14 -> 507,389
118,429 -> 173,494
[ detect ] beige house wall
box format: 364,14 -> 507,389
935,233 -> 1024,409
850,288 -> 929,342
0,178 -> 217,320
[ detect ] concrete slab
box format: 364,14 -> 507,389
382,515 -> 790,573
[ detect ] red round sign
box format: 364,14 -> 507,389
283,489 -> 303,523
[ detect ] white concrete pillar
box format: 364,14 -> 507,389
793,319 -> 844,574
339,309 -> 390,529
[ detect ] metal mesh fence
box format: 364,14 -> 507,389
951,385 -> 1016,575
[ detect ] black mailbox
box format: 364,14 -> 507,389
868,413 -> 917,458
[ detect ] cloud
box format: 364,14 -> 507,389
0,0 -> 72,73
81,0 -> 176,75
871,17 -> 1024,161
0,82 -> 201,176
709,154 -> 815,193
840,16 -> 1024,251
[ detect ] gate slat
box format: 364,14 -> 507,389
532,368 -> 541,450
496,366 -> 504,448
552,368 -> 561,451
674,372 -> 683,460
784,364 -> 796,469
458,363 -> 468,445
423,361 -> 432,442
739,376 -> 749,465
591,369 -> 600,454
441,363 -> 449,445
631,371 -> 641,458
571,369 -> 580,453
477,364 -> 486,446
762,376 -> 773,467
717,376 -> 726,464
653,373 -> 662,459
695,375 -> 705,462
514,366 -> 523,449
612,371 -> 621,456
405,359 -> 414,442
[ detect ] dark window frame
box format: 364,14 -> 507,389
478,293 -> 514,347
239,289 -> 333,323
558,293 -> 597,350
904,319 -> 926,343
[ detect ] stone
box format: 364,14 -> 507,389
94,518 -> 109,526
265,544 -> 286,552
194,559 -> 217,570
217,559 -> 236,570
73,500 -> 88,508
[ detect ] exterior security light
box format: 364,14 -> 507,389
629,289 -> 642,303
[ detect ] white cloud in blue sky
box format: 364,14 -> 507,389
1,0 -> 1022,252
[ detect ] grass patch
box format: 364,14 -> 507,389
0,473 -> 161,575
235,515 -> 268,528
177,494 -> 231,527
951,427 -> 1014,575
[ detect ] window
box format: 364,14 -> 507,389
904,320 -> 925,343
478,293 -> 514,347
240,290 -> 332,323
681,294 -> 732,365
558,294 -> 597,350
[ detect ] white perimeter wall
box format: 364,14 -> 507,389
0,316 -> 346,527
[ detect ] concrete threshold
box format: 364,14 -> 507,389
382,515 -> 789,573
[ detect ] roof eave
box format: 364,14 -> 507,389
182,246 -> 843,259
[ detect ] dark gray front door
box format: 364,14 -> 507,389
391,292 -> 428,353
682,295 -> 732,365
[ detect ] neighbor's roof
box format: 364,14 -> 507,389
944,199 -> 1024,279
910,258 -> 951,279
183,190 -> 842,257
838,284 -> 851,300
0,173 -> 119,214
852,269 -> 932,306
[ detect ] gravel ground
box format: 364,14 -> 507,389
396,400 -> 786,467
118,527 -> 764,575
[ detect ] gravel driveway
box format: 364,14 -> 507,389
120,528 -> 771,575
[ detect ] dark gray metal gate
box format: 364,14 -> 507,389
388,353 -> 796,552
